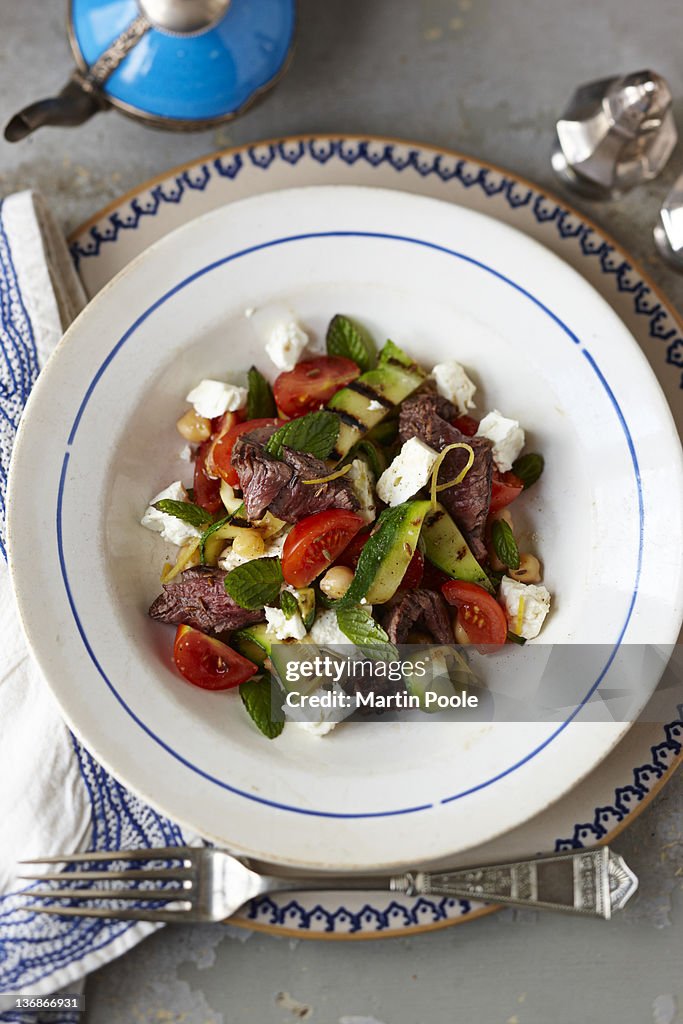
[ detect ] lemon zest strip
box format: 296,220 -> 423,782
302,465 -> 353,486
430,442 -> 475,508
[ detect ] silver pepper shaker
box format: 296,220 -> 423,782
552,70 -> 677,199
654,172 -> 683,270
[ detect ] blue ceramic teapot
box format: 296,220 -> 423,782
5,0 -> 296,141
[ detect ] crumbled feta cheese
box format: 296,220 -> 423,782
376,437 -> 439,506
368,399 -> 385,412
186,379 -> 247,419
265,605 -> 307,641
499,576 -> 551,640
432,361 -> 476,414
310,609 -> 350,646
265,320 -> 309,371
347,458 -> 377,523
244,307 -> 255,318
476,410 -> 525,472
141,482 -> 201,546
293,718 -> 336,737
178,445 -> 193,463
218,531 -> 287,572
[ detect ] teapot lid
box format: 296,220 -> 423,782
69,0 -> 296,127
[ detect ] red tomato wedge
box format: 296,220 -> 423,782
489,469 -> 524,513
194,440 -> 222,514
441,579 -> 508,646
210,417 -> 281,486
173,625 -> 257,690
452,414 -> 479,437
273,356 -> 360,418
282,509 -> 366,587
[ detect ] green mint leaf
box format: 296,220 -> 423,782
491,519 -> 520,570
225,557 -> 283,610
335,604 -> 398,660
239,676 -> 284,739
280,590 -> 299,619
247,365 -> 276,419
378,339 -> 414,368
153,499 -> 213,529
265,411 -> 340,460
326,314 -> 376,372
199,502 -> 245,564
512,453 -> 544,489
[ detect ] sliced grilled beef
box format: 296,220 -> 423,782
381,589 -> 455,645
148,565 -> 264,635
399,388 -> 492,560
232,429 -> 359,522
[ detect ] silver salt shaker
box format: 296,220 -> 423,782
552,70 -> 677,199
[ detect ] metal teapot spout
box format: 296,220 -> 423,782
5,76 -> 107,143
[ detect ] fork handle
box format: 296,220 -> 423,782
389,847 -> 638,919
268,847 -> 637,920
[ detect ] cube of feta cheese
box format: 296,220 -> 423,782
141,481 -> 201,546
178,445 -> 193,463
499,576 -> 551,640
432,361 -> 476,415
476,410 -> 525,472
376,437 -> 439,506
186,379 -> 247,419
218,531 -> 287,572
265,320 -> 309,371
265,605 -> 307,641
310,609 -> 351,646
347,458 -> 377,523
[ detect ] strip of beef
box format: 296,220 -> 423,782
232,428 -> 359,522
381,589 -> 455,645
399,388 -> 492,561
149,565 -> 264,635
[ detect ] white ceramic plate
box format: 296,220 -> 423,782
9,185 -> 683,870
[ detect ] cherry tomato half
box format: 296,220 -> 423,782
205,411 -> 239,479
489,469 -> 524,513
282,508 -> 366,587
173,625 -> 257,690
335,526 -> 372,569
399,549 -> 425,590
441,579 -> 508,646
210,417 -> 281,486
452,415 -> 479,437
273,356 -> 360,418
194,440 -> 223,514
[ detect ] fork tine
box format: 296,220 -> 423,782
28,888 -> 192,903
19,868 -> 193,883
23,904 -> 193,923
19,847 -> 193,865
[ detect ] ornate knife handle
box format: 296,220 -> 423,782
390,846 -> 638,919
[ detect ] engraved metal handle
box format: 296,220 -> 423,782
388,847 -> 638,919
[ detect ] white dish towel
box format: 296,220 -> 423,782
0,192 -> 191,1009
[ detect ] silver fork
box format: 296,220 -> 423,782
19,844 -> 638,923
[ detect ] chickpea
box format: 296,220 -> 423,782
508,552 -> 542,584
232,529 -> 266,559
453,616 -> 471,645
176,408 -> 211,442
320,565 -> 354,600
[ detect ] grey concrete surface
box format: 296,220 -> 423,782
2,0 -> 682,1021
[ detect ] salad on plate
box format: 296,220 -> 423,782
142,313 -> 549,737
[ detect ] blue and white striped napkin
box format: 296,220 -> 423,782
0,192 -> 191,1015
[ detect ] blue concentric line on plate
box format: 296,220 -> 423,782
56,229 -> 643,818
68,137 -> 683,389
